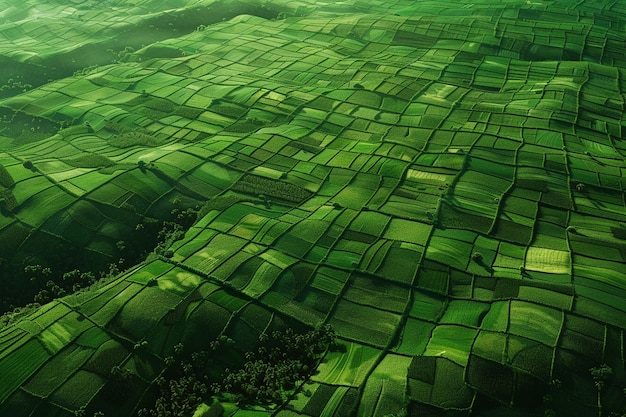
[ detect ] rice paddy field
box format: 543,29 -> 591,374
0,0 -> 625,416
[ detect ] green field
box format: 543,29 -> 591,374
0,0 -> 625,416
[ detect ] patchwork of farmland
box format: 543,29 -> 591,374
0,0 -> 625,416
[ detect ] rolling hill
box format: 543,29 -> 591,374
0,0 -> 625,416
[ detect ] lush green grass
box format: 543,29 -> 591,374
0,0 -> 625,416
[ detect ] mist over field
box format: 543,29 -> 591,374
0,1 -> 625,416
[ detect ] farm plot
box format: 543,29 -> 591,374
0,0 -> 624,416
85,281 -> 145,327
183,234 -> 250,277
373,242 -> 422,285
329,300 -> 401,347
313,340 -> 381,387
221,256 -> 269,295
125,260 -> 174,285
423,325 -> 478,366
108,285 -> 183,340
344,273 -> 409,314
49,369 -> 107,412
74,327 -> 111,350
440,300 -> 490,328
292,286 -> 337,322
39,313 -> 94,354
508,301 -> 564,347
382,218 -> 432,246
292,384 -> 352,417
157,268 -> 203,296
425,233 -> 473,272
22,344 -> 94,398
0,338 -> 50,403
358,354 -> 412,417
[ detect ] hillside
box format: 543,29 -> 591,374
0,0 -> 625,416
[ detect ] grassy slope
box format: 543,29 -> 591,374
0,0 -> 625,416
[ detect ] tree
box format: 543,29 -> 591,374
590,364 -> 613,417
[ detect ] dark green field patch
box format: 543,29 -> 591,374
330,300 -> 401,347
23,344 -> 93,397
49,370 -> 106,411
109,286 -> 181,340
0,338 -> 50,403
83,339 -> 129,377
344,274 -> 409,313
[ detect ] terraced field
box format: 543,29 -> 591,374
0,0 -> 625,416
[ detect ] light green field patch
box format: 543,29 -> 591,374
49,167 -> 92,182
242,261 -> 282,298
175,229 -> 218,260
191,161 -> 239,189
517,286 -> 573,310
259,248 -> 298,270
232,410 -> 272,417
185,234 -> 248,275
192,210 -> 222,230
313,340 -> 381,387
158,270 -> 202,295
383,218 -> 431,245
333,184 -> 375,209
480,301 -> 510,332
11,176 -> 54,206
525,246 -> 570,274
396,318 -> 434,355
440,300 -> 490,328
127,261 -> 174,285
39,322 -> 73,354
425,236 -> 471,271
209,204 -> 253,233
68,169 -> 122,193
349,210 -> 390,237
155,150 -> 203,172
508,301 -> 563,346
358,354 -> 412,417
251,166 -> 284,180
410,291 -> 446,321
424,325 -> 477,366
325,249 -> 361,269
319,386 -> 349,417
406,169 -> 450,183
574,260 -> 626,291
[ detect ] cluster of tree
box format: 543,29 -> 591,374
137,337 -> 231,417
0,206 -> 200,319
0,260 -> 123,318
542,363 -> 625,417
232,174 -> 313,204
155,207 -> 198,258
0,164 -> 14,187
139,325 -> 336,417
224,117 -> 266,133
31,266 -> 98,304
110,131 -> 159,148
219,325 -> 336,404
0,77 -> 33,96
0,188 -> 17,212
209,100 -> 247,118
